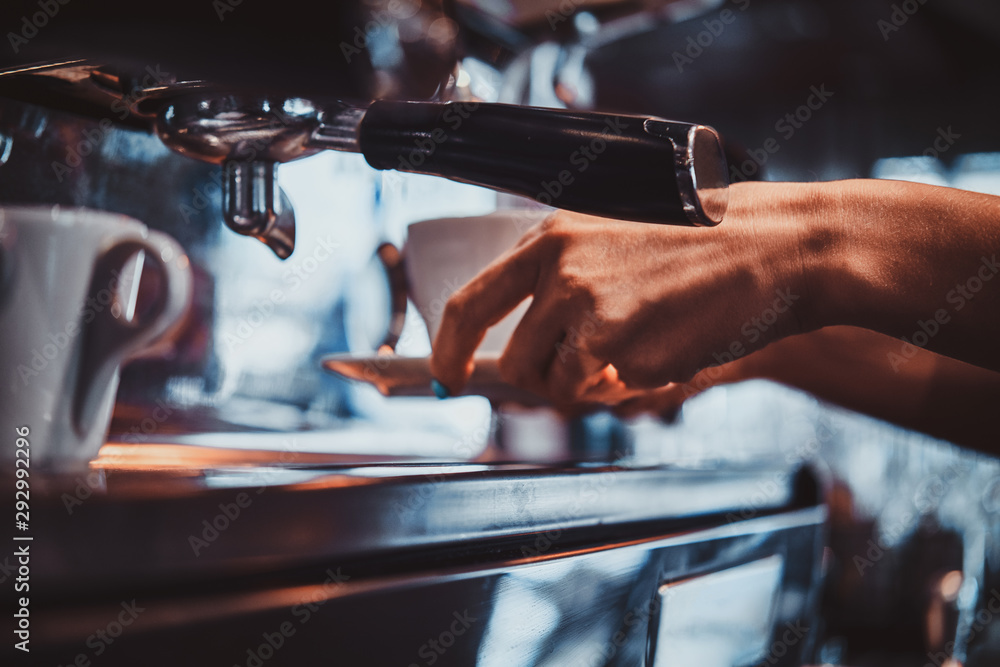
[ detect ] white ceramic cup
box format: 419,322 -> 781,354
0,206 -> 192,465
400,210 -> 549,353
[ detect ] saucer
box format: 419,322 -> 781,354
320,353 -> 546,405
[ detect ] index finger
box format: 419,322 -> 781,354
429,238 -> 543,395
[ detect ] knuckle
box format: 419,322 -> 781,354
539,211 -> 563,232
442,292 -> 468,320
539,211 -> 573,243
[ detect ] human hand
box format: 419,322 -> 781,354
429,181 -> 821,405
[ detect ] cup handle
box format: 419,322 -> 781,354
72,230 -> 193,436
375,242 -> 408,353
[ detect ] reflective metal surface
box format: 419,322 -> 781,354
651,555 -> 786,666
645,119 -> 728,226
155,96 -> 331,165
154,94 -> 364,257
13,460 -> 825,666
220,161 -> 296,258
26,457 -> 812,589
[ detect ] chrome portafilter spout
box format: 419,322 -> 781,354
154,95 -> 366,259
221,160 -> 292,258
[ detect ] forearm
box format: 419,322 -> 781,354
801,179 -> 1000,372
746,327 -> 1000,453
689,327 -> 1000,454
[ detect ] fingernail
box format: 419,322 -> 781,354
430,378 -> 451,400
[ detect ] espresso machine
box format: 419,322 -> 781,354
0,1 -> 826,664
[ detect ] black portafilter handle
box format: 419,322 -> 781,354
358,101 -> 729,226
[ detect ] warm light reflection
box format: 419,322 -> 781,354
940,570 -> 963,602
92,442 -> 501,491
604,363 -> 619,383
94,442 -> 327,470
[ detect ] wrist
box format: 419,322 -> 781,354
798,178 -> 987,337
792,179 -> 862,332
778,178 -> 924,334
727,180 -> 844,336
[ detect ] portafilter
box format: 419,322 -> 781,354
154,94 -> 730,258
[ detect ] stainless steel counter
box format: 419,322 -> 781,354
7,451 -> 826,666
